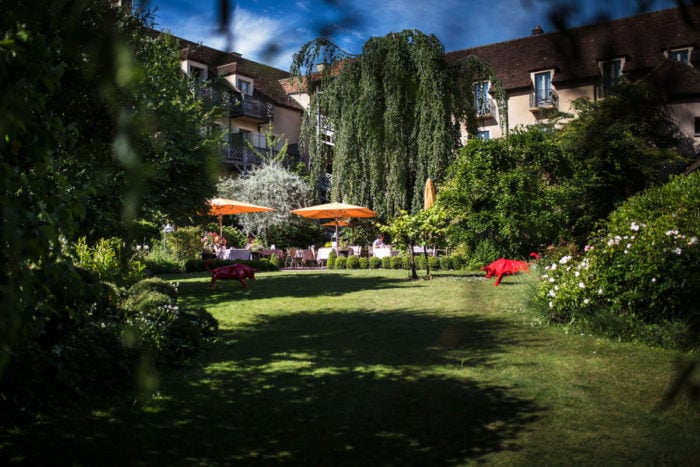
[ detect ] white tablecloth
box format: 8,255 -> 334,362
222,248 -> 252,261
373,247 -> 397,258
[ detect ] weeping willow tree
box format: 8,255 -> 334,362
290,30 -> 504,219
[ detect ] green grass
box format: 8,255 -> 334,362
2,269 -> 699,465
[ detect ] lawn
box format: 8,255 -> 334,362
2,269 -> 698,466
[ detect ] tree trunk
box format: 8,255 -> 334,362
408,241 -> 418,280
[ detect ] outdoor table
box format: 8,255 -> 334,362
373,247 -> 398,258
223,248 -> 252,261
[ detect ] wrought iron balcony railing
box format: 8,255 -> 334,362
195,85 -> 273,122
529,88 -> 559,110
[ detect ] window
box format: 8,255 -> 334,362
188,64 -> 207,81
669,48 -> 691,65
601,59 -> 623,91
473,81 -> 491,116
476,130 -> 490,140
237,78 -> 253,95
533,71 -> 552,107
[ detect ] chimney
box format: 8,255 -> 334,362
531,25 -> 544,36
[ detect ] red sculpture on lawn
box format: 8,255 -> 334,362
205,262 -> 257,289
481,253 -> 538,286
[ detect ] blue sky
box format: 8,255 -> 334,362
144,0 -> 681,70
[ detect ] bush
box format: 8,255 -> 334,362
328,250 -> 337,269
382,257 -> 392,269
127,277 -> 178,301
166,226 -> 206,264
440,256 -> 452,270
390,256 -> 403,269
359,257 -> 369,269
369,257 -> 382,269
428,256 -> 440,270
73,236 -> 145,286
122,278 -> 219,362
346,255 -> 360,269
335,256 -> 347,269
534,172 -> 700,349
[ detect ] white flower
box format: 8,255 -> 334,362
630,222 -> 640,231
578,282 -> 585,289
548,290 -> 556,298
559,255 -> 572,265
554,285 -> 559,291
549,301 -> 554,308
673,247 -> 682,255
583,298 -> 590,305
550,263 -> 557,271
626,243 -> 632,249
651,277 -> 657,283
575,271 -> 580,277
607,238 -> 616,247
689,237 -> 698,246
549,277 -> 555,283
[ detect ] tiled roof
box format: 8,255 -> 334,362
445,6 -> 700,93
174,36 -> 304,111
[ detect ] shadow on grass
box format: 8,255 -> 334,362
3,309 -> 542,466
178,271 -> 414,303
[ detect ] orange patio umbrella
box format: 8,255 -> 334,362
207,198 -> 274,236
322,219 -> 350,227
291,202 -> 376,252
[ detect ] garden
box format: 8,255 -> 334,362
2,2 -> 700,465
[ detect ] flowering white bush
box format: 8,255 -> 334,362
535,172 -> 700,340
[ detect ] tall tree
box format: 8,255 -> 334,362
291,30 -> 501,219
0,0 -> 219,359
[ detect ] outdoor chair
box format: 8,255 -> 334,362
301,248 -> 316,268
285,248 -> 299,269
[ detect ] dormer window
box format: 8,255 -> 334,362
668,47 -> 692,65
182,60 -> 208,81
236,77 -> 254,96
599,58 -> 624,91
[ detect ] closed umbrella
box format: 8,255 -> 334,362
424,178 -> 435,210
207,198 -> 274,236
291,202 -> 376,252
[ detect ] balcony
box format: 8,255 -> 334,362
529,88 -> 559,112
195,85 -> 273,123
230,94 -> 274,122
475,98 -> 496,119
221,143 -> 265,174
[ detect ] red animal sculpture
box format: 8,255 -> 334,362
205,261 -> 257,289
481,257 -> 530,286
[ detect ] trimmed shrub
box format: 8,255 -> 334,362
369,257 -> 382,269
328,250 -> 337,269
390,256 -> 403,269
346,255 -> 360,269
382,257 -> 392,269
335,256 -> 347,269
359,257 -> 369,269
